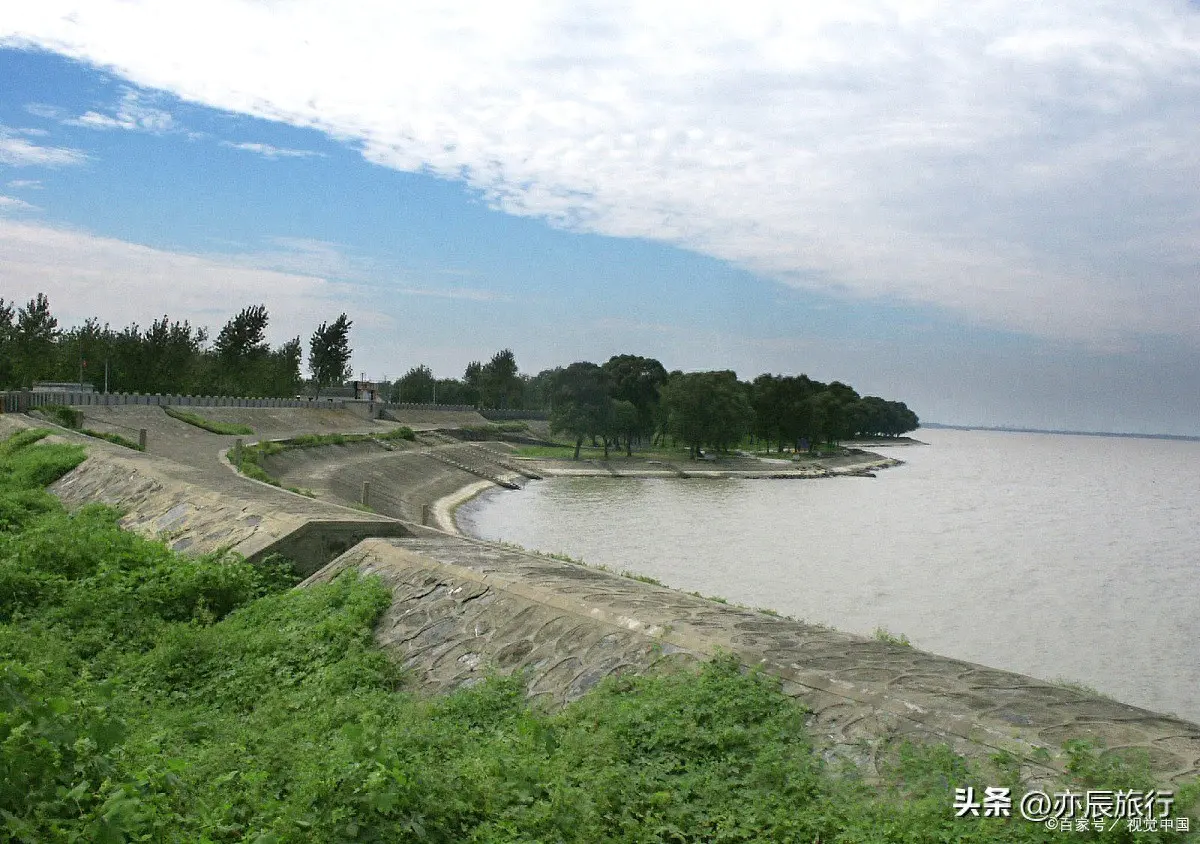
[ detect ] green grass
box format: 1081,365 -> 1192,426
1,430 -> 1196,842
78,428 -> 144,451
32,404 -> 82,429
459,421 -> 530,439
229,430 -> 414,486
873,626 -> 912,646
163,406 -> 255,435
30,406 -> 143,450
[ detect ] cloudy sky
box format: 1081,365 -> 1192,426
2,2 -> 1198,434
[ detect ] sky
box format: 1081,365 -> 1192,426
1,2 -> 1198,435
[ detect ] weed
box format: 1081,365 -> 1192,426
872,626 -> 912,646
620,570 -> 665,586
1052,677 -> 1112,699
79,428 -> 144,451
0,429 -> 1196,841
163,406 -> 254,435
33,404 -> 82,429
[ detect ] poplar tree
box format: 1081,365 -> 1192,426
308,314 -> 353,399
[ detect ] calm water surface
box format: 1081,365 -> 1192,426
459,429 -> 1200,721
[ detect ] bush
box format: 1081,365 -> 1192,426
378,426 -> 416,441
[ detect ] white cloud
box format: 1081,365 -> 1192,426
6,179 -> 43,189
24,103 -> 63,120
67,88 -> 175,132
0,126 -> 87,166
2,2 -> 1200,345
395,286 -> 505,302
220,141 -> 322,158
0,195 -> 38,211
0,219 -> 385,348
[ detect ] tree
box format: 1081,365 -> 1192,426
548,362 -> 609,460
463,361 -> 483,406
213,305 -> 269,362
395,364 -> 435,404
602,354 -> 668,448
13,293 -> 59,387
661,370 -> 753,458
308,314 -> 353,398
0,298 -> 16,388
137,316 -> 207,394
213,305 -> 270,395
480,348 -> 521,409
524,368 -> 561,412
607,399 -> 640,457
267,337 -> 303,397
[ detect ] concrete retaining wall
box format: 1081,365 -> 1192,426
45,430 -> 416,575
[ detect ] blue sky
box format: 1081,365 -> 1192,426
2,3 -> 1199,435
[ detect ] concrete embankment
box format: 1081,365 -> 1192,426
259,437 -> 527,527
12,407 -> 1199,788
309,535 -> 1200,786
7,411 -> 421,576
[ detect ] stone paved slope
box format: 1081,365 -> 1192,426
310,535 -> 1200,786
10,409 -> 1197,788
16,416 -> 417,576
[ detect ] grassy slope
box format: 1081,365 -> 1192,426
0,430 -> 1194,842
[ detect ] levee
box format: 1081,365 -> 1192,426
309,535 -> 1200,787
11,410 -> 1199,788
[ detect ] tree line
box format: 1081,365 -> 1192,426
0,295 -> 353,399
0,294 -> 918,455
391,352 -> 918,459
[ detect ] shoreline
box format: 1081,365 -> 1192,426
432,448 -> 903,536
430,478 -> 496,533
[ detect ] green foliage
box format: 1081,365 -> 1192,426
163,406 -> 254,435
872,626 -> 912,646
232,432 -> 409,486
0,433 -> 85,490
33,404 -> 82,430
2,431 -> 1195,842
548,361 -> 610,459
377,426 -> 417,441
661,370 -> 753,457
239,461 -> 281,487
0,428 -> 51,457
308,313 -> 353,398
393,363 -> 436,403
0,294 -> 306,397
458,422 -> 529,440
79,428 -> 144,451
620,570 -> 665,586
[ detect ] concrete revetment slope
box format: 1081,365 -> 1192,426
308,535 -> 1200,787
12,409 -> 1198,788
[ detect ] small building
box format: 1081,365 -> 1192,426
33,381 -> 95,394
352,380 -> 380,402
